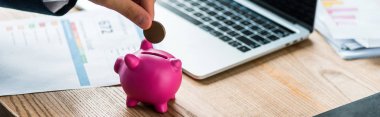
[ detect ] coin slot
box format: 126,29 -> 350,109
142,52 -> 168,59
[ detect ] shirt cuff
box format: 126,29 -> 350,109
43,0 -> 69,13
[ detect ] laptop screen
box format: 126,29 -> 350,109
250,0 -> 318,32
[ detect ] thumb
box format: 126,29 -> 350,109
91,0 -> 153,29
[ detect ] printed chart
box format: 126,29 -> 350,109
0,11 -> 142,96
321,0 -> 358,26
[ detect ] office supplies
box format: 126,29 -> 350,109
316,1 -> 380,59
144,21 -> 166,43
76,0 -> 319,79
316,20 -> 380,60
0,10 -> 142,96
318,0 -> 380,48
152,0 -> 318,79
114,40 -> 182,113
2,6 -> 380,116
315,93 -> 380,117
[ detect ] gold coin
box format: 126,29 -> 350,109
143,21 -> 166,44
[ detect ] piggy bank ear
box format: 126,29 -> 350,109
170,58 -> 182,71
114,57 -> 123,74
124,54 -> 140,70
141,39 -> 153,50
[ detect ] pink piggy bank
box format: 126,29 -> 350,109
114,39 -> 182,113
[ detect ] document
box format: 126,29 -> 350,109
0,11 -> 144,96
316,16 -> 380,60
76,0 -> 108,11
320,0 -> 380,48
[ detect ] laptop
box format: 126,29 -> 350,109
154,0 -> 318,79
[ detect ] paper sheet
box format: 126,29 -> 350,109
76,0 -> 108,11
0,11 -> 144,96
316,15 -> 380,60
320,0 -> 380,40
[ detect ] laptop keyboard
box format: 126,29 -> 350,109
157,0 -> 295,52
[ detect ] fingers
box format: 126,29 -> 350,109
139,0 -> 155,19
90,0 -> 153,29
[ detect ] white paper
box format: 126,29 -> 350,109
320,0 -> 380,40
318,0 -> 380,48
316,20 -> 380,60
0,10 -> 144,96
76,0 -> 109,11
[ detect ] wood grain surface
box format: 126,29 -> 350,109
1,8 -> 380,117
0,101 -> 17,117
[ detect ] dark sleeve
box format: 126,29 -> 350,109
0,0 -> 77,16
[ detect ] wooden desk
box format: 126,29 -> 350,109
1,8 -> 380,117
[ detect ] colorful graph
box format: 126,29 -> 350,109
62,20 -> 91,86
321,0 -> 358,26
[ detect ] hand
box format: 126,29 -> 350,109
91,0 -> 155,30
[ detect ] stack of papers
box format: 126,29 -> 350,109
0,10 -> 144,96
316,0 -> 380,59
